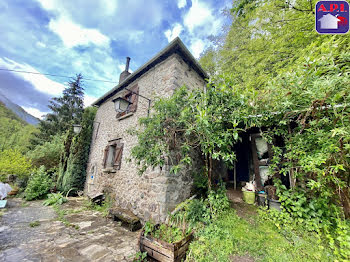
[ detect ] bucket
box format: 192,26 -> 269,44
268,199 -> 281,211
242,190 -> 255,204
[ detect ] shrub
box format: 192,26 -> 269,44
192,171 -> 208,197
208,182 -> 230,218
43,192 -> 67,206
144,221 -> 191,243
186,199 -> 211,225
27,134 -> 64,170
0,149 -> 33,182
171,183 -> 229,228
259,207 -> 350,261
24,166 -> 52,200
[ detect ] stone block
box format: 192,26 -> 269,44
109,208 -> 141,232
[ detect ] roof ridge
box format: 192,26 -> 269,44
92,37 -> 207,106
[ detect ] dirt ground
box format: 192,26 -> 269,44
0,197 -> 139,262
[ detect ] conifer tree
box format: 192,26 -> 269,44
31,74 -> 84,146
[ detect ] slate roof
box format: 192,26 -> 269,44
92,37 -> 208,106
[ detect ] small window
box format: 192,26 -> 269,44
103,140 -> 124,170
116,84 -> 139,118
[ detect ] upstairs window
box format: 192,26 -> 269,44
103,139 -> 124,170
116,84 -> 139,118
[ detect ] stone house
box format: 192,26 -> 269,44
85,37 -> 208,222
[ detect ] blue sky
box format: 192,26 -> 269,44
0,0 -> 231,119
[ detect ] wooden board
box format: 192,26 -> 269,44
139,230 -> 193,262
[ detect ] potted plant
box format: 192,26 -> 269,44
139,221 -> 193,262
265,185 -> 281,211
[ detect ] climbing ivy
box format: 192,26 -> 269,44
57,107 -> 96,194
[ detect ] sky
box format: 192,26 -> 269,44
0,0 -> 231,119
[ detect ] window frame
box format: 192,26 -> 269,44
102,139 -> 124,171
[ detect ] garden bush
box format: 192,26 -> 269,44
144,221 -> 192,243
27,134 -> 64,170
24,166 -> 52,200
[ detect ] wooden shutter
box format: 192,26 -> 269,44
102,146 -> 109,168
128,85 -> 139,112
113,143 -> 124,170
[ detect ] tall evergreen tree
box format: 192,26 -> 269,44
31,74 -> 84,146
57,107 -> 97,194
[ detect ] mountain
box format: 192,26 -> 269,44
0,91 -> 39,125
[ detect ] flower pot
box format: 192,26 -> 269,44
242,190 -> 255,204
257,193 -> 267,206
268,198 -> 281,211
8,188 -> 19,196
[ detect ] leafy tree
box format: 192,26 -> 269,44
0,149 -> 33,182
57,107 -> 97,194
31,74 -> 84,145
200,0 -> 340,85
0,102 -> 37,153
198,47 -> 217,78
26,134 -> 64,170
131,86 -> 243,188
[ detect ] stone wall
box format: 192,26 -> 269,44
85,53 -> 206,222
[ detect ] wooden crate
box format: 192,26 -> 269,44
139,229 -> 193,262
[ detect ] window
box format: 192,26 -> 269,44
103,139 -> 124,170
116,84 -> 139,118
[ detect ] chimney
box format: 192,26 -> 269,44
119,57 -> 131,84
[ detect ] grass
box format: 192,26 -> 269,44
0,208 -> 7,217
187,208 -> 334,262
51,196 -> 113,231
53,206 -> 80,230
83,195 -> 113,217
29,220 -> 40,227
21,202 -> 30,207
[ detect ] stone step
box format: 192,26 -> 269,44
109,207 -> 141,232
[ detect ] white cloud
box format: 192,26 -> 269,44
183,0 -> 221,35
35,0 -> 56,10
128,31 -> 144,43
84,95 -> 98,107
102,0 -> 118,15
177,0 -> 187,9
118,62 -> 133,74
22,106 -> 48,119
164,23 -> 183,42
0,57 -> 65,96
49,15 -> 110,48
36,41 -> 46,48
190,39 -> 205,58
35,0 -> 165,43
